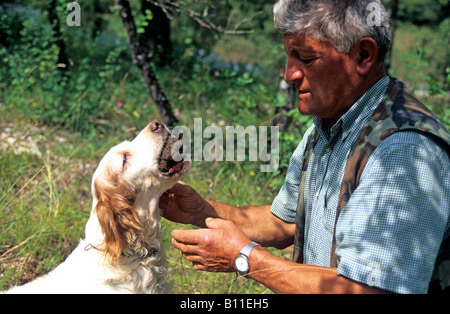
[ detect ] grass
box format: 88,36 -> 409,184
0,120 -> 100,288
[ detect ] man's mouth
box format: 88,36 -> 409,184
297,90 -> 310,100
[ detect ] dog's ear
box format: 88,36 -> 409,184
94,178 -> 143,266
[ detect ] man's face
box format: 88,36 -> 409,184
282,34 -> 360,125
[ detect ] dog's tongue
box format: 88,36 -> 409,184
168,161 -> 183,174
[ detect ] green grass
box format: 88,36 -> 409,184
0,120 -> 111,289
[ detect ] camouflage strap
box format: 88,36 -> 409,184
292,129 -> 319,264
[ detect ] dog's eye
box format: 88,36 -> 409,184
122,152 -> 130,168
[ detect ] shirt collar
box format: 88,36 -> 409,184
314,75 -> 390,142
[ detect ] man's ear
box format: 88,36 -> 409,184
352,37 -> 380,76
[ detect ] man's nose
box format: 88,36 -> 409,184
284,60 -> 304,84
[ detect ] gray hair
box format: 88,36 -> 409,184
273,0 -> 392,62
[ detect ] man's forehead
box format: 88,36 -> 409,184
282,33 -> 338,55
283,33 -> 330,48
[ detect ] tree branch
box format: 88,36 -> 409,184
115,0 -> 178,127
146,0 -> 259,35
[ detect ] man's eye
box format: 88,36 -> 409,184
301,58 -> 316,65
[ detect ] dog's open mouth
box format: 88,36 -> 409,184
159,157 -> 187,176
158,134 -> 189,177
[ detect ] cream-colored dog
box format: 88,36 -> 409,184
6,120 -> 189,294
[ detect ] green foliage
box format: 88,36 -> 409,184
382,0 -> 449,26
0,6 -> 139,133
0,7 -> 24,48
136,9 -> 153,34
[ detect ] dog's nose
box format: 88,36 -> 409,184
149,120 -> 162,132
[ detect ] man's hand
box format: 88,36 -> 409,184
171,218 -> 251,273
159,182 -> 214,227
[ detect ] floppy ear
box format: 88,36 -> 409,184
94,178 -> 143,266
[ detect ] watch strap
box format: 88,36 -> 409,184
240,241 -> 260,258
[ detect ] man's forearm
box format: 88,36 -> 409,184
199,200 -> 294,249
248,246 -> 391,294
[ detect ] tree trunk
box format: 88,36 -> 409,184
116,0 -> 178,127
92,0 -> 107,39
272,78 -> 295,132
140,0 -> 173,67
386,0 -> 399,72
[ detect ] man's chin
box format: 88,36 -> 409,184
297,101 -> 315,117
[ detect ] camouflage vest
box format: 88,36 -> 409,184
292,77 -> 450,293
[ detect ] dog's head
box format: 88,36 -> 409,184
91,119 -> 189,266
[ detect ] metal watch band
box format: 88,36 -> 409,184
240,241 -> 260,258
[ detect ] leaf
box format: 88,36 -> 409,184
144,9 -> 153,21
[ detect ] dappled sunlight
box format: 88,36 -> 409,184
335,133 -> 449,293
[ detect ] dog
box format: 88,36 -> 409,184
5,120 -> 190,294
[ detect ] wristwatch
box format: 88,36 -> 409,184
235,241 -> 260,276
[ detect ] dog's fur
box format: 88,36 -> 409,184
5,120 -> 189,294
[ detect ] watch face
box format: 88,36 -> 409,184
235,255 -> 249,273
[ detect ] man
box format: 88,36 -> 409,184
159,0 -> 449,294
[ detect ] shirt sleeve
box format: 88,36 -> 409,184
335,131 -> 450,294
271,125 -> 314,223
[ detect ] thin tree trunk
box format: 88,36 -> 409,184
386,0 -> 399,72
140,0 -> 173,67
272,79 -> 295,132
92,0 -> 107,39
116,0 -> 178,127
